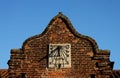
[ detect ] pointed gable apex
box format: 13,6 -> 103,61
22,12 -> 98,53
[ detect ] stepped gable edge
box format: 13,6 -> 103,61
22,12 -> 98,54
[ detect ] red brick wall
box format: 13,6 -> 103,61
8,13 -> 114,78
0,69 -> 8,78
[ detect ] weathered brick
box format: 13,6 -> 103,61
0,13 -> 117,78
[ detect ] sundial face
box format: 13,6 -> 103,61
48,44 -> 71,68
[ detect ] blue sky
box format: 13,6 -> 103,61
0,0 -> 120,69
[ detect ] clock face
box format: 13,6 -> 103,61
48,44 -> 71,68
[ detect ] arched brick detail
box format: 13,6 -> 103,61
22,12 -> 98,54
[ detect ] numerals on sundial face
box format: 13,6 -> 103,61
48,44 -> 71,68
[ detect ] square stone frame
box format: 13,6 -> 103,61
48,44 -> 71,68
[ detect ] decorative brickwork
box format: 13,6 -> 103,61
0,12 -> 120,78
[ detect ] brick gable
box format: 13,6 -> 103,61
0,12 -> 118,78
